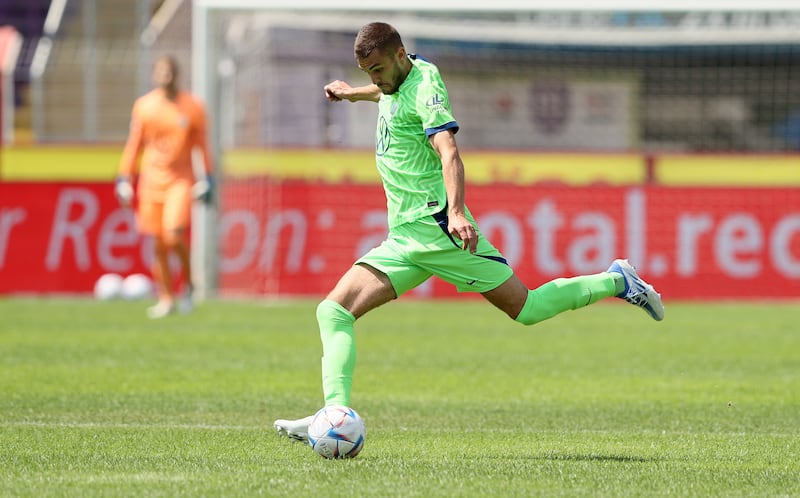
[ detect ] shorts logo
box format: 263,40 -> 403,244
376,116 -> 391,156
466,279 -> 477,285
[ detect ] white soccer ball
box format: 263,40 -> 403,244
308,405 -> 366,459
120,273 -> 154,301
93,273 -> 123,301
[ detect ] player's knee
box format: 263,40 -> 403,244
316,300 -> 331,323
514,311 -> 539,326
162,228 -> 186,248
152,236 -> 168,252
513,289 -> 539,326
316,299 -> 355,326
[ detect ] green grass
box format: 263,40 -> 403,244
1,297 -> 798,497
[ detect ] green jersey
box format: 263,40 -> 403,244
375,55 -> 459,228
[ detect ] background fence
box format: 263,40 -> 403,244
0,2 -> 799,298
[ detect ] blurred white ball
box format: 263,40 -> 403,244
94,273 -> 123,301
120,273 -> 154,301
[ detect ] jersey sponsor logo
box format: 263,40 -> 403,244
425,94 -> 444,107
425,93 -> 447,114
375,115 -> 391,156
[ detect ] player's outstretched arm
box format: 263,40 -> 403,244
324,80 -> 381,103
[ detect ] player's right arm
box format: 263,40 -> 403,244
116,103 -> 145,206
324,80 -> 381,103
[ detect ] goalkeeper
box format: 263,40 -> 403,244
275,22 -> 664,442
115,55 -> 214,319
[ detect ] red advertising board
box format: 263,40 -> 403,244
0,182 -> 146,293
1,180 -> 798,299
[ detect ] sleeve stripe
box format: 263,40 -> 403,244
425,121 -> 459,137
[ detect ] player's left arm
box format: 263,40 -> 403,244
431,130 -> 477,253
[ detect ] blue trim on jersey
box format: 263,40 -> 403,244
425,121 -> 459,137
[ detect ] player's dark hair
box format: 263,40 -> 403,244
354,22 -> 403,59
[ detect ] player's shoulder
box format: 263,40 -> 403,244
409,54 -> 439,74
408,54 -> 446,86
177,91 -> 207,113
133,89 -> 162,110
178,91 -> 204,105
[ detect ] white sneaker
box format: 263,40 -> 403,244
146,300 -> 175,319
607,259 -> 665,321
274,415 -> 314,444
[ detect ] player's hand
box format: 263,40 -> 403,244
114,176 -> 134,206
448,214 -> 478,254
192,176 -> 214,204
324,80 -> 352,102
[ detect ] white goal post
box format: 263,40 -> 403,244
189,0 -> 800,299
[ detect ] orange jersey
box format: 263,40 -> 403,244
119,88 -> 212,203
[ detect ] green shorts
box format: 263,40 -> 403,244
356,209 -> 514,296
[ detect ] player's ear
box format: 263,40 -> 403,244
396,45 -> 407,62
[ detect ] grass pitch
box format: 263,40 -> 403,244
0,297 -> 798,497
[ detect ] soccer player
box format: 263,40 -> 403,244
274,22 -> 664,442
115,55 -> 214,319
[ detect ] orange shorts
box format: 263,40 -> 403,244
136,180 -> 193,236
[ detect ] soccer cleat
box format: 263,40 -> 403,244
146,300 -> 175,319
274,415 -> 314,444
607,259 -> 665,321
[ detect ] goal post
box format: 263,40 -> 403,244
190,0 -> 800,300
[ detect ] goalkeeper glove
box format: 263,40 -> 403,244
192,175 -> 214,204
115,176 -> 134,206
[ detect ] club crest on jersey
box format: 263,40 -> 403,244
376,115 -> 391,156
177,115 -> 189,128
425,93 -> 447,113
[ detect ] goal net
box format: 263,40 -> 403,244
191,2 -> 800,299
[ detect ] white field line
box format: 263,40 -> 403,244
1,421 -> 263,430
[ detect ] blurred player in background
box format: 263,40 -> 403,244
274,22 -> 664,442
115,54 -> 214,319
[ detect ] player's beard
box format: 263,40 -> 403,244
381,71 -> 406,95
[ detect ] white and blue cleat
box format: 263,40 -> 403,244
274,415 -> 314,444
607,259 -> 665,321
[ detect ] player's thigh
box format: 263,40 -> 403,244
327,263 -> 398,319
427,249 -> 513,293
355,237 -> 432,298
415,224 -> 514,294
162,181 -> 193,241
136,200 -> 164,236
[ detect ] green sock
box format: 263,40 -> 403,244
317,299 -> 356,407
515,273 -> 621,326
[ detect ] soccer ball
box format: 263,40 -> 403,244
93,273 -> 123,301
308,405 -> 366,459
120,273 -> 154,300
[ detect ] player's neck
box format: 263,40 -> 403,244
160,85 -> 179,101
